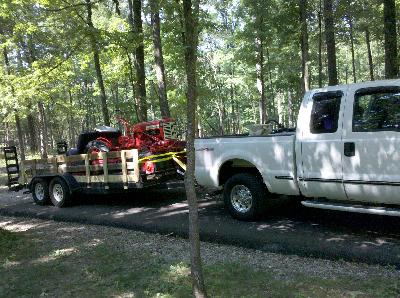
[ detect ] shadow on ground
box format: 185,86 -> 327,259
1,188 -> 400,268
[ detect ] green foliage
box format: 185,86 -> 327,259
0,0 -> 396,151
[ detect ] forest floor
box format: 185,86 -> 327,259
1,214 -> 400,297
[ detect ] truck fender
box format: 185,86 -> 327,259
216,153 -> 273,192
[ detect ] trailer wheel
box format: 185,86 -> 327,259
223,173 -> 267,220
49,177 -> 71,207
32,179 -> 50,205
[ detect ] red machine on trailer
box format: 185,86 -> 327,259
66,117 -> 186,175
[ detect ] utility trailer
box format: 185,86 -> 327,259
8,148 -> 185,207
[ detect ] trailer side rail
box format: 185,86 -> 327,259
20,150 -> 140,189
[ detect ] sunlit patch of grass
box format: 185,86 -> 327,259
0,227 -> 399,297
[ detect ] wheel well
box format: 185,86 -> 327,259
218,159 -> 263,186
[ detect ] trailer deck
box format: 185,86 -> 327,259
3,147 -> 185,207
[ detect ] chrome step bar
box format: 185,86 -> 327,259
301,200 -> 400,217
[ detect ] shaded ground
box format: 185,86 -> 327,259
1,215 -> 399,297
1,186 -> 400,268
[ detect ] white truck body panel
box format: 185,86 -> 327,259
295,88 -> 348,200
195,135 -> 299,196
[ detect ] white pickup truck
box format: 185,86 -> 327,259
195,79 -> 400,220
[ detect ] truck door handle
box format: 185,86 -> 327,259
344,142 -> 355,157
196,147 -> 214,152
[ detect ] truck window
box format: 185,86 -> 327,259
353,87 -> 400,132
310,91 -> 342,134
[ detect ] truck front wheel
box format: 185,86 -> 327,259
223,173 -> 267,220
49,177 -> 71,207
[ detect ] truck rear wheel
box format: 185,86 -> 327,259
49,177 -> 71,207
32,178 -> 50,205
223,173 -> 267,220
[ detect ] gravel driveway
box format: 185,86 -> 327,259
1,186 -> 400,268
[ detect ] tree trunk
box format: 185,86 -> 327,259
3,47 -> 26,160
128,0 -> 147,122
27,113 -> 38,154
126,51 -> 140,121
384,0 -> 398,79
112,0 -> 121,15
85,0 -> 110,126
150,0 -> 171,118
365,28 -> 374,81
318,0 -> 323,87
68,90 -> 74,147
15,114 -> 25,160
299,0 -> 310,93
182,0 -> 207,296
324,0 -> 338,86
255,11 -> 266,124
348,16 -> 357,82
37,101 -> 48,159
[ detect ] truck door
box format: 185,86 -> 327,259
297,90 -> 347,200
342,84 -> 400,204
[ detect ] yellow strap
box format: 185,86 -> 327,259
138,150 -> 186,162
172,155 -> 186,171
138,150 -> 187,172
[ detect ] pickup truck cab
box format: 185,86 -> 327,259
195,79 -> 400,220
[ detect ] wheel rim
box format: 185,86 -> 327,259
34,183 -> 45,201
230,184 -> 253,213
52,184 -> 64,203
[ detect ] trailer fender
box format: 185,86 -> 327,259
58,173 -> 80,194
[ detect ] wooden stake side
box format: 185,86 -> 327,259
85,154 -> 91,188
121,150 -> 128,189
101,152 -> 109,189
18,149 -> 140,188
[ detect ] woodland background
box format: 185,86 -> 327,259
1,0 -> 399,159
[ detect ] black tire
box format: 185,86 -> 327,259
223,173 -> 267,220
85,140 -> 110,153
49,177 -> 71,207
32,178 -> 50,205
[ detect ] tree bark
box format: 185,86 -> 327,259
182,0 -> 207,296
384,0 -> 398,79
324,0 -> 338,86
68,90 -> 74,147
128,0 -> 148,122
348,16 -> 356,82
318,0 -> 323,87
3,47 -> 26,160
85,0 -> 110,126
365,28 -> 374,81
299,0 -> 310,93
126,51 -> 140,121
37,101 -> 48,159
26,113 -> 38,154
14,114 -> 25,160
112,0 -> 121,15
150,0 -> 171,118
255,9 -> 266,124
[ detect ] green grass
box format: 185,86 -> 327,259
0,228 -> 399,297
